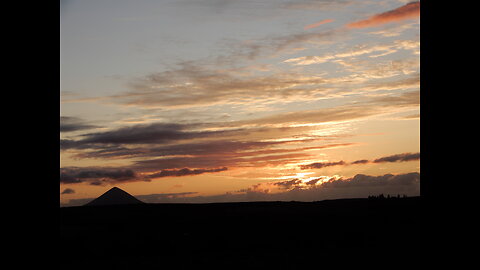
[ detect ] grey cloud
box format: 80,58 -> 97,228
273,179 -> 303,189
71,138 -> 344,161
59,165 -> 230,185
119,64 -> 331,109
73,140 -> 279,159
60,167 -> 138,185
79,123 -> 192,145
148,167 -> 228,178
320,172 -> 420,189
100,54 -> 417,113
281,0 -> 357,10
72,141 -> 353,175
61,122 -> 249,150
373,152 -> 420,163
61,188 -> 75,194
300,161 -> 346,170
351,159 -> 369,165
60,116 -> 99,133
301,152 -> 420,170
103,25 -> 350,110
131,152 -> 311,172
368,88 -> 420,107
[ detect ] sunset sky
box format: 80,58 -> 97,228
60,0 -> 420,206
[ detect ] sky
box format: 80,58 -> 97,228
60,0 -> 420,206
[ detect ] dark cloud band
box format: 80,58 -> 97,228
301,152 -> 420,170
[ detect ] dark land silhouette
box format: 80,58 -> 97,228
85,187 -> 144,206
60,187 -> 433,267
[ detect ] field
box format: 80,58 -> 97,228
60,197 -> 429,268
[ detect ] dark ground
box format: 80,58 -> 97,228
60,197 -> 437,268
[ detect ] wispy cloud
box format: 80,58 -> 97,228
61,188 -> 75,194
281,0 -> 357,11
60,167 -> 139,185
301,152 -> 420,170
300,161 -> 346,169
60,89 -> 419,175
60,116 -> 99,133
347,1 -> 420,29
304,19 -> 334,30
60,122 -> 247,149
284,39 -> 419,66
372,152 -> 420,163
60,166 -> 229,185
147,167 -> 228,179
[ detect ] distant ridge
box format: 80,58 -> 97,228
85,187 -> 144,206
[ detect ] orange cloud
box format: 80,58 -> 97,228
304,19 -> 334,30
347,1 -> 419,29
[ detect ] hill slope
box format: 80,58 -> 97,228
85,187 -> 144,206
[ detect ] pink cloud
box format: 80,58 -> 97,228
304,19 -> 334,30
347,1 -> 419,29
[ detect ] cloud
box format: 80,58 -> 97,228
300,161 -> 346,170
93,28 -> 416,111
60,90 -> 418,173
284,39 -> 419,66
351,159 -> 369,165
147,167 -> 228,179
61,188 -> 75,194
79,123 -> 198,145
304,19 -> 334,30
273,179 -> 303,189
61,122 -> 249,150
60,167 -> 139,185
73,137 -> 353,161
301,152 -> 420,170
60,165 -> 231,184
354,90 -> 419,115
60,116 -> 99,133
347,1 -> 420,29
281,0 -> 356,11
132,152 -> 312,172
320,172 -> 420,189
113,63 -> 335,109
373,152 -> 420,163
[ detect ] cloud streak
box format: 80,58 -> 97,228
347,1 -> 420,29
60,116 -> 99,133
60,166 -> 230,184
61,122 -> 249,150
302,152 -> 420,170
300,161 -> 346,170
147,167 -> 228,179
372,152 -> 420,163
304,19 -> 334,30
60,167 -> 138,185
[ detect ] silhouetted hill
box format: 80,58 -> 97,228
61,197 -> 431,268
85,187 -> 144,206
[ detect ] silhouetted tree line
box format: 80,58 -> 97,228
368,194 -> 408,199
